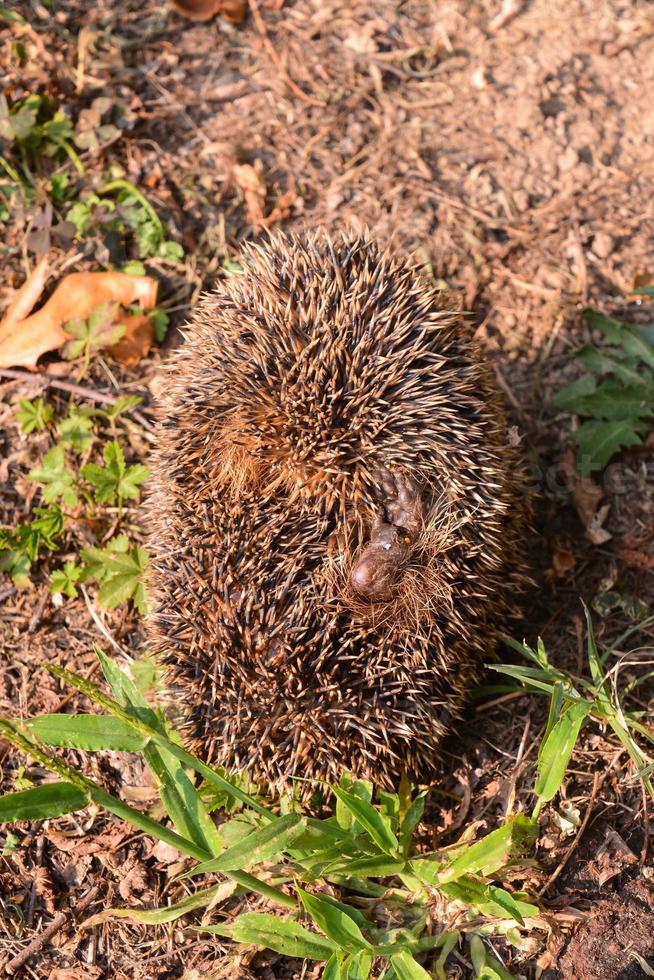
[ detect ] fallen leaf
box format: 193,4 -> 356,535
232,161 -> 267,227
550,545 -> 577,577
171,0 -> 246,23
108,314 -> 155,366
0,263 -> 158,369
559,450 -> 612,545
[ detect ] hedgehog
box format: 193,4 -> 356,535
146,231 -> 529,792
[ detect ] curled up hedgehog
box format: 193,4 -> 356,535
147,232 -> 530,792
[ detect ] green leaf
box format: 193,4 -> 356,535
0,782 -> 88,822
574,417 -> 644,473
202,912 -> 337,960
322,954 -> 344,980
183,813 -> 307,876
63,303 -> 124,363
27,714 -> 147,752
146,742 -> 223,857
435,814 -> 538,885
332,786 -> 399,855
84,880 -> 237,926
342,951 -> 373,979
298,889 -> 372,953
324,855 -> 406,877
50,561 -> 82,598
554,374 -> 597,411
28,445 -> 78,507
535,700 -> 589,803
390,950 -> 432,980
81,440 -> 148,504
80,537 -> 149,614
399,793 -> 425,857
583,309 -> 625,343
58,411 -> 95,454
15,397 -> 54,433
106,395 -> 143,419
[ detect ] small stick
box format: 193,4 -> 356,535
4,912 -> 68,974
0,367 -> 154,432
248,0 -> 325,108
81,585 -> 132,661
5,885 -> 101,974
538,771 -> 600,896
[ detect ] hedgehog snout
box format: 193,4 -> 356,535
350,521 -> 410,602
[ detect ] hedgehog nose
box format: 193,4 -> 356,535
350,542 -> 398,603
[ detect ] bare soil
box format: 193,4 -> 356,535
1,1 -> 654,977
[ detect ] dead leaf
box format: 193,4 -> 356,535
171,0 -> 246,23
232,161 -> 267,227
618,547 -> 654,569
0,262 -> 158,369
108,314 -> 155,366
550,545 -> 577,577
118,862 -> 149,901
560,450 -> 612,545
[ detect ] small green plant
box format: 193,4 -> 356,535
493,605 -> 654,802
63,303 -> 126,378
0,647 -> 554,980
67,179 -> 184,264
555,307 -> 654,473
15,397 -> 55,434
2,397 -> 149,613
0,505 -> 64,587
81,441 -> 149,507
4,613 -> 648,978
0,93 -> 84,177
54,534 -> 149,613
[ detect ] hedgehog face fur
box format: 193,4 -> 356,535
147,232 -> 529,791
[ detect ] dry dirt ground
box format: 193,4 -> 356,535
1,0 -> 654,977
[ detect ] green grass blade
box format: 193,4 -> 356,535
534,701 -> 589,804
332,787 -> 399,855
0,782 -> 88,822
298,888 -> 372,954
180,813 -> 307,877
390,950 -> 432,980
201,912 -> 337,960
46,662 -> 273,818
28,714 -> 146,752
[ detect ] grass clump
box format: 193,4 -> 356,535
1,611 -> 651,978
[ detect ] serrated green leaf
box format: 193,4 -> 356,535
574,417 -> 644,473
50,561 -> 82,598
554,374 -> 597,411
58,412 -> 94,454
202,912 -> 337,960
83,880 -> 237,927
28,445 -> 78,507
0,782 -> 88,823
28,714 -> 147,752
583,309 -> 625,342
182,813 -> 306,876
16,397 -> 54,433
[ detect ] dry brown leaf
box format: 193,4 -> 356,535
108,314 -> 155,366
232,162 -> 267,227
0,265 -> 158,369
171,0 -> 246,23
559,450 -> 612,545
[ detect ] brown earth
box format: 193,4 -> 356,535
1,0 -> 654,977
